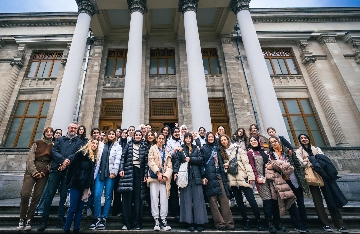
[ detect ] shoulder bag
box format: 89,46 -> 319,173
176,151 -> 189,188
227,148 -> 239,176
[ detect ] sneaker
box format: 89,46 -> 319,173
339,227 -> 349,233
230,198 -> 237,207
86,207 -> 92,217
323,226 -> 333,232
37,219 -> 47,232
89,218 -> 101,230
268,222 -> 277,234
161,219 -> 171,231
133,222 -> 142,230
275,222 -> 288,232
187,223 -> 195,232
24,219 -> 31,231
154,219 -> 161,231
122,225 -> 129,230
294,226 -> 307,233
197,225 -> 205,232
97,218 -> 106,230
16,218 -> 25,231
243,220 -> 251,230
257,220 -> 266,231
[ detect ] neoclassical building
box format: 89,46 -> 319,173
0,0 -> 360,197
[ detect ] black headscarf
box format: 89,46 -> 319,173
205,132 -> 216,147
298,134 -> 313,156
250,136 -> 269,175
132,130 -> 142,144
172,127 -> 181,141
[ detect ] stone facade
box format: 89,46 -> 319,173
0,5 -> 360,198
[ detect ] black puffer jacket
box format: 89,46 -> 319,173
200,144 -> 230,198
66,150 -> 94,191
175,144 -> 203,185
117,140 -> 149,199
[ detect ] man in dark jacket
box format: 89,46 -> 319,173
38,122 -> 83,232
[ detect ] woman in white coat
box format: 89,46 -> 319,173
89,129 -> 122,230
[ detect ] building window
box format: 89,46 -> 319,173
5,100 -> 50,147
263,48 -> 299,75
150,48 -> 175,75
26,52 -> 63,78
202,48 -> 221,75
278,98 -> 326,147
105,49 -> 127,77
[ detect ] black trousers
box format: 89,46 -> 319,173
286,180 -> 307,227
168,176 -> 180,216
232,186 -> 261,221
263,199 -> 280,222
112,175 -> 122,216
122,167 -> 143,228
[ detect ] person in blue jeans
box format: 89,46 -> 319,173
89,129 -> 122,230
64,138 -> 99,233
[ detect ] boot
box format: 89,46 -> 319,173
257,219 -> 266,231
37,219 -> 48,232
268,222 -> 277,233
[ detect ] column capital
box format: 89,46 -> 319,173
0,39 -> 6,49
229,0 -> 251,15
178,0 -> 199,14
127,0 -> 147,14
316,34 -> 337,44
10,54 -> 25,68
76,0 -> 96,17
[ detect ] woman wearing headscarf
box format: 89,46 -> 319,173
269,136 -> 309,232
90,129 -> 122,230
17,127 -> 54,231
296,134 -> 349,233
118,130 -> 149,230
175,132 -> 208,231
219,135 -> 264,231
64,138 -> 98,234
200,132 -> 234,230
247,136 -> 288,233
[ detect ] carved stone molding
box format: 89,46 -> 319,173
302,56 -> 317,65
10,54 -> 25,68
76,0 -> 96,17
271,75 -> 306,87
229,0 -> 251,15
178,0 -> 199,14
355,51 -> 360,64
0,39 -> 6,49
127,0 -> 147,14
220,37 -> 232,44
94,38 -> 104,46
317,34 -> 337,44
298,40 -> 308,51
304,61 -> 347,145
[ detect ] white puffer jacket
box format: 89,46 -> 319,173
94,141 -> 122,179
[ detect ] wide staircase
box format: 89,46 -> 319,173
1,195 -> 360,233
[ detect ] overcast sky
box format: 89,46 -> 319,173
0,0 -> 359,13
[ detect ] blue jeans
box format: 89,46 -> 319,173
64,188 -> 84,231
42,170 -> 67,220
94,174 -> 115,219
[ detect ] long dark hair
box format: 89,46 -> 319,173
77,125 -> 87,140
232,127 -> 248,144
161,125 -> 171,142
219,134 -> 231,160
145,130 -> 157,146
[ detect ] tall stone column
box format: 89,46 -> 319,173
0,44 -> 25,124
178,0 -> 212,132
121,0 -> 147,129
299,41 -> 347,146
51,0 -> 95,131
317,34 -> 360,116
229,0 -> 289,139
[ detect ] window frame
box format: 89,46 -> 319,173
263,48 -> 300,76
149,48 -> 176,75
201,48 -> 221,76
5,100 -> 50,147
105,49 -> 128,77
279,98 -> 326,146
25,52 -> 63,78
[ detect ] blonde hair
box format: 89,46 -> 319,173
81,138 -> 99,163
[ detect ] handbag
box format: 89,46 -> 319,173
304,165 -> 324,187
227,148 -> 239,176
176,152 -> 189,188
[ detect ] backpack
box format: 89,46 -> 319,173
176,152 -> 189,188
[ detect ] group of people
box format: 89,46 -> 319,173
16,122 -> 349,233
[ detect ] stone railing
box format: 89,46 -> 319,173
149,75 -> 177,88
205,74 -> 223,88
21,77 -> 57,89
271,75 -> 306,87
103,76 -> 125,87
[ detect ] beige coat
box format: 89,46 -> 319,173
266,160 -> 297,216
295,146 -> 323,168
147,144 -> 173,198
223,144 -> 255,188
